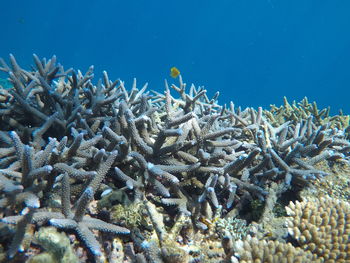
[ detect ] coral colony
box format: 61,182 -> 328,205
0,54 -> 349,263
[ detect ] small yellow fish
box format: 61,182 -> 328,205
170,67 -> 180,78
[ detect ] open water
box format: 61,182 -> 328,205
1,0 -> 350,113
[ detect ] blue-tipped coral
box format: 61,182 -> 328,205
0,54 -> 350,262
49,174 -> 130,258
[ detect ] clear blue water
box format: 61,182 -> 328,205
1,0 -> 350,113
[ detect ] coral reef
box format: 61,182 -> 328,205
232,196 -> 350,263
0,54 -> 349,262
286,197 -> 350,262
232,236 -> 321,263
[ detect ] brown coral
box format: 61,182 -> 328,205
286,197 -> 350,262
233,197 -> 350,263
232,236 -> 320,263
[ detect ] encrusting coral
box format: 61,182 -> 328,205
0,54 -> 349,262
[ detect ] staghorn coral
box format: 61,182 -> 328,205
1,173 -> 129,260
266,96 -> 349,130
0,54 -> 350,262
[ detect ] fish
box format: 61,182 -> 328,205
170,67 -> 180,78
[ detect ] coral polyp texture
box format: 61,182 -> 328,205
231,236 -> 321,263
286,197 -> 350,262
0,54 -> 349,262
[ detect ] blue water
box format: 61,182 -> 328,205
1,0 -> 350,114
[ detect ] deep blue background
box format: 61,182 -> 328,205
1,0 -> 350,113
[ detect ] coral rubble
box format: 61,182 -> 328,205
0,54 -> 349,262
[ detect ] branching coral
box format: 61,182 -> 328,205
48,176 -> 130,257
1,173 -> 129,259
0,54 -> 349,262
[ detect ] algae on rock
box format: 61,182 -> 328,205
27,227 -> 79,263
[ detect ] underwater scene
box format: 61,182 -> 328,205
1,1 -> 350,262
